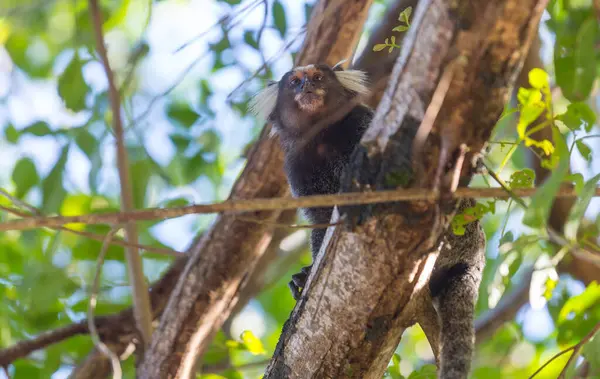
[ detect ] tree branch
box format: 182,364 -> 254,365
0,186 -> 596,232
264,0 -> 548,376
136,0 -> 375,377
88,0 -> 153,345
0,204 -> 181,257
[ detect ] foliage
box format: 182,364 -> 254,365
0,0 -> 599,378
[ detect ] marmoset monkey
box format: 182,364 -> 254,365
249,63 -> 485,379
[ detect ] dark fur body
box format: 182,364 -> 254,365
277,105 -> 373,256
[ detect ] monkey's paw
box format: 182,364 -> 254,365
288,265 -> 313,300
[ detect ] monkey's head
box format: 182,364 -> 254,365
249,62 -> 370,136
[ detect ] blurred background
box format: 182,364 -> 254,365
0,0 -> 599,378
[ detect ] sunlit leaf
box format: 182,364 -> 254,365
373,44 -> 387,52
399,6 -> 412,24
392,25 -> 409,32
240,330 -> 266,355
528,68 -> 549,90
558,282 -> 600,323
508,168 -> 535,189
523,128 -> 569,228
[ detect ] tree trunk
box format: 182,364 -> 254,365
136,1 -> 374,378
264,0 -> 547,377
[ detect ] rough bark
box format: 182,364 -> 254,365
264,0 -> 547,377
136,1 -> 374,378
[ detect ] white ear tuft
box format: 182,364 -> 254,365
334,70 -> 370,97
248,83 -> 278,121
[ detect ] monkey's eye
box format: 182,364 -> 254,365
290,77 -> 301,86
313,73 -> 323,81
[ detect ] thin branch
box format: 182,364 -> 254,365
0,201 -> 181,257
529,321 -> 600,379
88,227 -> 123,379
0,185 -> 598,232
88,0 -> 153,345
173,0 -> 263,53
0,323 -> 89,367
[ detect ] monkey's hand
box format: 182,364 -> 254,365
288,265 -> 312,300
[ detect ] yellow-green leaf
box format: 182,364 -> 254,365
528,68 -> 549,90
240,330 -> 265,355
372,44 -> 387,52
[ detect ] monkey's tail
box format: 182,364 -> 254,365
429,199 -> 486,379
433,265 -> 480,379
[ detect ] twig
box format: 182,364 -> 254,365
173,0 -> 263,53
0,185 -> 598,232
88,227 -> 123,379
0,201 -> 181,257
529,321 -> 600,378
0,323 -> 88,367
89,0 -> 153,345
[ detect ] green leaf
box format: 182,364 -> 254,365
392,25 -> 409,32
556,102 -> 597,132
130,160 -> 153,209
198,129 -> 221,153
5,124 -> 19,143
499,231 -> 514,246
272,1 -> 287,37
558,282 -> 600,323
41,145 -> 69,214
22,121 -> 52,136
373,44 -> 387,52
243,30 -> 259,49
576,140 -> 592,161
102,0 -> 131,31
565,173 -> 585,193
523,128 -> 570,229
166,103 -> 200,129
554,18 -> 598,102
508,168 -> 535,189
583,328 -> 600,377
58,54 -> 91,112
564,173 -> 600,241
399,6 -> 412,24
12,157 -> 39,198
528,68 -> 549,90
240,330 -> 266,355
75,128 -> 98,159
408,364 -> 436,378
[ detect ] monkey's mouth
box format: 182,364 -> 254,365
295,92 -> 324,112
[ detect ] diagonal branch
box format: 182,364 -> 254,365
88,0 -> 153,345
0,186 -> 597,232
0,203 -> 181,257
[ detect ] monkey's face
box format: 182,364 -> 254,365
280,64 -> 338,115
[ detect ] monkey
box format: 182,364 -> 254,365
249,62 -> 373,300
249,63 -> 485,379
